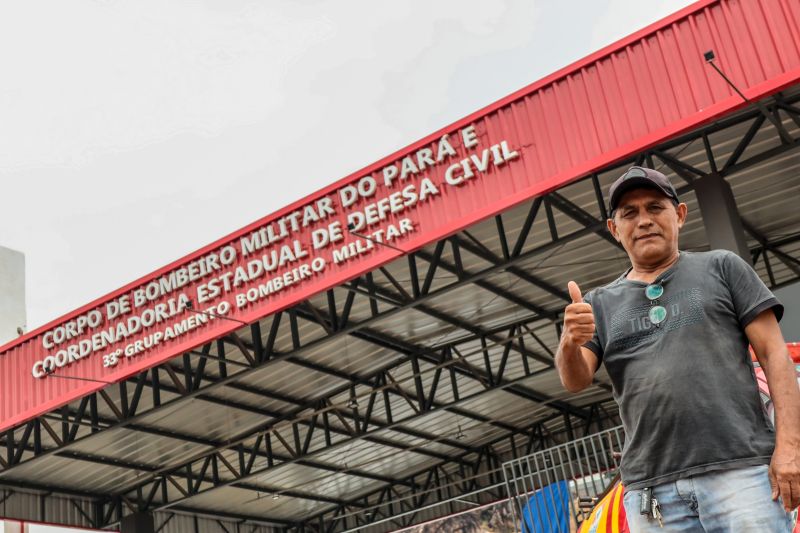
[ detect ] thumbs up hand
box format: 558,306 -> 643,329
568,281 -> 584,304
563,281 -> 595,347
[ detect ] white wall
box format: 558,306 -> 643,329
0,246 -> 26,346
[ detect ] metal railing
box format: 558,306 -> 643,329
502,426 -> 625,532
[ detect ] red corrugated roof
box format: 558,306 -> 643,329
2,0 -> 800,431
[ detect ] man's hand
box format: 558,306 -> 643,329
556,281 -> 599,393
563,281 -> 595,348
746,309 -> 800,512
770,438 -> 800,511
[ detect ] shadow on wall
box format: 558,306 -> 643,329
775,281 -> 800,342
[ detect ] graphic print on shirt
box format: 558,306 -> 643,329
607,287 -> 706,352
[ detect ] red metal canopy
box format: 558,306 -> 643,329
2,0 -> 800,433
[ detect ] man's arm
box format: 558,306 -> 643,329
556,339 -> 600,393
746,309 -> 800,512
556,281 -> 600,393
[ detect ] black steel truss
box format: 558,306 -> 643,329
0,400 -> 619,532
2,90 -> 800,531
285,403 -> 621,533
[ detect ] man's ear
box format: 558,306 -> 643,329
606,217 -> 621,242
676,202 -> 688,229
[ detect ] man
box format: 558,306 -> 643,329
555,166 -> 800,531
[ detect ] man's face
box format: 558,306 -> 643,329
607,187 -> 687,265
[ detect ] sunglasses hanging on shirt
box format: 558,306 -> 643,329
645,283 -> 667,326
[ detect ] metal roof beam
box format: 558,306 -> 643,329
1,239 -> 588,500
4,409 -> 418,500
175,343 -> 476,458
416,244 -> 555,317
342,320 -> 586,419
1,393 -> 442,498
97,356 -> 594,524
162,506 -> 295,529
222,380 -> 473,454
650,148 -> 706,183
9,316 -> 564,502
337,277 -> 557,369
547,192 -> 622,250
766,232 -> 800,250
724,133 -> 800,178
742,218 -> 800,278
290,401 -> 620,531
580,93 -> 800,194
655,92 -> 800,156
266,278 -> 587,420
207,339 -> 485,456
450,234 -> 570,302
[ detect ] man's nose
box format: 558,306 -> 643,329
637,213 -> 654,226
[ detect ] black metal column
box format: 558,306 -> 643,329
120,512 -> 155,533
693,173 -> 751,263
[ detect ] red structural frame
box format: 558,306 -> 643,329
0,519 -> 115,533
2,0 -> 800,432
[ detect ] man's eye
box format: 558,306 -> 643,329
622,210 -> 636,218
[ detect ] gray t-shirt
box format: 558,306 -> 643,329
584,250 -> 783,490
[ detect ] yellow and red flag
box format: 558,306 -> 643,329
578,482 -> 629,533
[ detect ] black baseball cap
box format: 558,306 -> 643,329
608,166 -> 679,214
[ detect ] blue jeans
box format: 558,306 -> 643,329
622,465 -> 795,532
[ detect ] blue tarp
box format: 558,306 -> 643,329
519,479 -> 571,533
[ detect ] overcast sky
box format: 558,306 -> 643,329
1,0 -> 696,335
